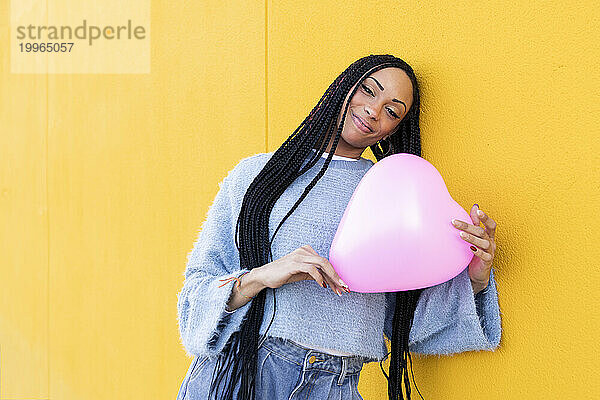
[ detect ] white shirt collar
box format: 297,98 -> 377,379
319,151 -> 360,162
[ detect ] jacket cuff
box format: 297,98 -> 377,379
206,269 -> 255,354
410,268 -> 502,355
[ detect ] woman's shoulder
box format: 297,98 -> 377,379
237,151 -> 274,167
223,151 -> 274,189
233,151 -> 274,174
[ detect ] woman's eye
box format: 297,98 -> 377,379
360,83 -> 399,119
361,84 -> 374,96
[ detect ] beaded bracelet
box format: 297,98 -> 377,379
217,271 -> 255,299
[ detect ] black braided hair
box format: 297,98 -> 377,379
208,54 -> 425,400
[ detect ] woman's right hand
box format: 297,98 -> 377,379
254,245 -> 349,296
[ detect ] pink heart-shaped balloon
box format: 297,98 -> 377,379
329,153 -> 474,293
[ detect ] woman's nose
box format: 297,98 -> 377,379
364,106 -> 378,120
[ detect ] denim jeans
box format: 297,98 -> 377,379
176,335 -> 369,399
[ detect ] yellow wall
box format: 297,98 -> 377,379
1,0 -> 598,399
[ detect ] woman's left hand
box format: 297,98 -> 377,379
451,204 -> 497,292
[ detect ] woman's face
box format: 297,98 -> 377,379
328,67 -> 414,158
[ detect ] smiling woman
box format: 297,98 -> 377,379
176,54 -> 501,400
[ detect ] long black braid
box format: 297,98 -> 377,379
208,54 -> 425,400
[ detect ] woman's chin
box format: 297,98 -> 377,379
338,134 -> 372,150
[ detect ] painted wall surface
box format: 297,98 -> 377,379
1,0 -> 598,399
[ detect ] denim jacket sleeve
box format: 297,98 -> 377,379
384,267 -> 502,355
176,168 -> 254,359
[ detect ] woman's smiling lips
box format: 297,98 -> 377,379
351,112 -> 373,133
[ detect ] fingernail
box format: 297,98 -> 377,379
470,245 -> 477,252
339,279 -> 348,288
474,203 -> 479,208
477,210 -> 484,217
336,288 -> 342,296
